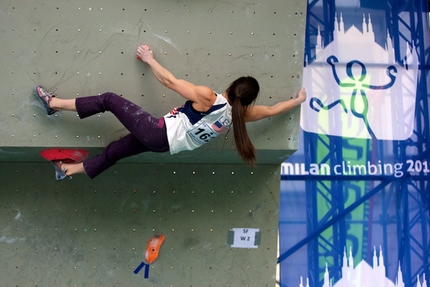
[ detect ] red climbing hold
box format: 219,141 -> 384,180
40,148 -> 89,163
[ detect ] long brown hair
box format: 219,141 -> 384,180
227,76 -> 259,165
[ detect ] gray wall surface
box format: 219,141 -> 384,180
1,163 -> 282,286
0,0 -> 306,164
0,0 -> 306,285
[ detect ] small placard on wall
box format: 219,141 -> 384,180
227,228 -> 261,249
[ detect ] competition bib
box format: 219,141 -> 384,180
188,121 -> 218,144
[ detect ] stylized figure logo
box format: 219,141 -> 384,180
310,55 -> 398,138
301,14 -> 418,140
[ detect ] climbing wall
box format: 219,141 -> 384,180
0,163 -> 281,286
0,0 -> 306,285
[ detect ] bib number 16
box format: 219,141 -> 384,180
189,122 -> 217,144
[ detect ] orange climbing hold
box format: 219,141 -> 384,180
145,234 -> 165,264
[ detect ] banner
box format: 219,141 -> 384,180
301,14 -> 418,141
279,1 -> 429,287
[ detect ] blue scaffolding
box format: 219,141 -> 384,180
278,0 -> 429,287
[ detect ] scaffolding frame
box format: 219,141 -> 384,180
278,0 -> 429,286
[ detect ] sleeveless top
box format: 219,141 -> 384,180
163,93 -> 232,154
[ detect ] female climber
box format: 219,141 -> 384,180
34,44 -> 306,180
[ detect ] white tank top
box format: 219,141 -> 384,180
163,93 -> 232,154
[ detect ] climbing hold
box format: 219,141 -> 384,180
145,234 -> 165,264
40,148 -> 89,163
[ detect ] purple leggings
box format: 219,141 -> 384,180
76,92 -> 169,179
